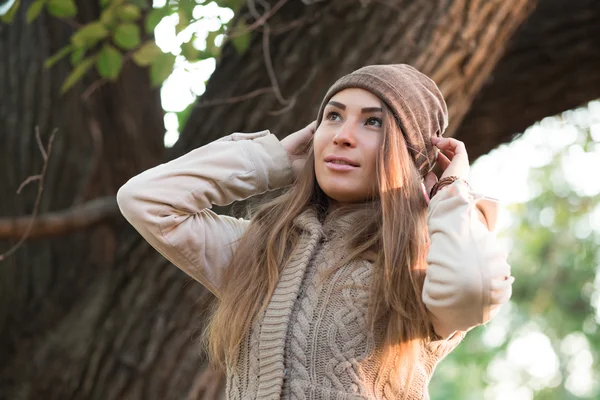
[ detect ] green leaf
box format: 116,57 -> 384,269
117,4 -> 140,21
99,0 -> 112,8
181,40 -> 200,61
61,56 -> 97,94
70,46 -> 86,64
44,44 -> 73,68
220,0 -> 244,12
179,0 -> 195,18
96,44 -> 123,80
176,102 -> 194,131
205,30 -> 222,58
113,23 -> 141,50
0,0 -> 20,23
100,7 -> 116,26
47,0 -> 77,18
145,7 -> 168,34
231,33 -> 250,54
231,21 -> 250,54
175,8 -> 189,34
149,52 -> 176,87
71,22 -> 109,47
129,0 -> 148,9
27,0 -> 46,23
132,41 -> 162,67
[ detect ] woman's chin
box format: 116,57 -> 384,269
320,185 -> 367,204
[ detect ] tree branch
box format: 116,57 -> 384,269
228,0 -> 289,38
454,0 -> 600,161
0,196 -> 119,242
248,0 -> 291,106
17,175 -> 42,194
0,129 -> 56,261
195,86 -> 275,108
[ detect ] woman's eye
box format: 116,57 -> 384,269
325,111 -> 341,121
366,117 -> 382,127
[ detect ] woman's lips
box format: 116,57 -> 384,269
325,160 -> 359,171
324,155 -> 359,171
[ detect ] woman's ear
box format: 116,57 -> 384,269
423,172 -> 438,201
420,182 -> 430,205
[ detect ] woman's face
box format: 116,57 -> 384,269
314,88 -> 384,203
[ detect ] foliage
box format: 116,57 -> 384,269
430,117 -> 600,399
2,0 -> 252,93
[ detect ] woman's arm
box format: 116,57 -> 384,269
422,179 -> 513,339
116,130 -> 293,298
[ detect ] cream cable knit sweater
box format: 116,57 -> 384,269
117,130 -> 513,399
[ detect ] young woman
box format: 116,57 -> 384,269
117,64 -> 513,399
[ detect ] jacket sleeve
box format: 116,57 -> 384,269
422,179 -> 513,339
116,130 -> 293,298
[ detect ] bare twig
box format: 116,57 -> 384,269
247,0 -> 291,106
0,129 -> 57,262
17,175 -> 42,194
194,0 -> 313,113
257,0 -> 271,11
261,23 -> 289,105
81,51 -> 134,101
228,0 -> 289,38
267,12 -> 319,35
195,87 -> 274,108
0,196 -> 119,241
81,78 -> 109,101
35,127 -> 48,161
268,66 -> 318,116
268,96 -> 297,115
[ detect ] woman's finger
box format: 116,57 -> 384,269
436,150 -> 451,170
440,148 -> 455,160
433,137 -> 467,155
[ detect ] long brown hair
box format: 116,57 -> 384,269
205,105 -> 434,393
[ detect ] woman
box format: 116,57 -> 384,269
117,64 -> 513,399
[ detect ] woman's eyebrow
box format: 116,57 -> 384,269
361,107 -> 383,113
327,101 -> 382,114
328,101 -> 346,110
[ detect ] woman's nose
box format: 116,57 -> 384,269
333,122 -> 356,147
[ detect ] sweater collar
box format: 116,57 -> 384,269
293,202 -> 377,242
292,207 -> 323,236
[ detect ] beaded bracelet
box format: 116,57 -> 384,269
429,176 -> 471,199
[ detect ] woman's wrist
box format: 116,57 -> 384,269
429,176 -> 471,199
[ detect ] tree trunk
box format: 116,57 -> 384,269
176,0 -> 536,154
2,0 -> 597,399
0,1 -> 176,399
455,0 -> 600,160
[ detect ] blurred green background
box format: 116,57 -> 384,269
431,103 -> 600,400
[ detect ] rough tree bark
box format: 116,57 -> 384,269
1,0 -> 599,399
456,0 -> 600,160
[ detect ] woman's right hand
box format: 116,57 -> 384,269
281,121 -> 316,177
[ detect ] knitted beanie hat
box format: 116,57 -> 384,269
315,64 -> 448,177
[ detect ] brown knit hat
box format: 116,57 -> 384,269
316,64 -> 448,177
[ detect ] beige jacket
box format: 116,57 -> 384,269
117,130 -> 513,399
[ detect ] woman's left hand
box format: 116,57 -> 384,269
423,136 -> 471,195
281,121 -> 316,178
